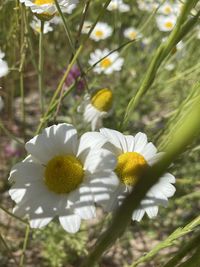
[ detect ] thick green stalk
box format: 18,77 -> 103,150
38,20 -> 44,115
82,92 -> 200,267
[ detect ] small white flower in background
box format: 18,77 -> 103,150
107,0 -> 130,12
99,128 -> 176,222
81,21 -> 92,34
158,1 -> 181,16
80,88 -> 113,131
156,15 -> 177,32
137,0 -> 159,12
164,63 -> 175,71
30,18 -> 53,34
124,27 -> 142,41
88,48 -> 124,75
0,49 -> 9,78
19,0 -> 79,20
90,22 -> 112,42
9,124 -> 118,233
196,26 -> 200,39
0,96 -> 4,111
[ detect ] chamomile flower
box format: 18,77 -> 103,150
9,124 -> 118,233
0,49 -> 9,78
123,27 -> 142,40
81,88 -> 113,131
158,1 -> 176,16
20,0 -> 79,21
107,0 -> 130,12
81,21 -> 92,34
156,15 -> 177,32
88,49 -> 124,75
137,0 -> 159,12
90,22 -> 112,42
99,128 -> 176,222
30,18 -> 53,34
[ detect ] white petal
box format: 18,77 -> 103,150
141,142 -> 157,161
75,205 -> 96,220
145,206 -> 159,219
124,135 -> 135,152
59,214 -> 81,233
100,128 -> 127,152
83,149 -> 116,173
148,152 -> 165,165
77,132 -> 108,160
25,123 -> 78,164
134,132 -> 148,153
132,209 -> 145,221
30,217 -> 53,228
160,173 -> 176,183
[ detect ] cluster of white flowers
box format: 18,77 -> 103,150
9,123 -> 176,233
0,49 -> 9,78
107,0 -> 130,13
156,1 -> 181,32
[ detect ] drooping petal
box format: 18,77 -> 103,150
59,214 -> 81,233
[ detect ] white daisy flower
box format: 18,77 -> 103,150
99,128 -> 176,222
159,1 -> 181,16
88,49 -> 124,75
107,0 -> 130,12
0,49 -> 9,78
9,123 -> 118,233
90,22 -> 112,42
137,0 -> 159,12
123,27 -> 142,40
0,96 -> 4,111
30,18 -> 53,34
156,15 -> 177,32
20,0 -> 79,21
81,88 -> 113,131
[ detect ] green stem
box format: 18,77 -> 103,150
122,0 -> 200,128
0,233 -> 18,265
38,20 -> 44,115
0,120 -> 24,145
163,232 -> 200,267
35,45 -> 83,134
0,205 -> 28,225
19,224 -> 30,267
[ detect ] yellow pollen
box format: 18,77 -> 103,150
115,152 -> 148,186
91,88 -> 113,112
100,58 -> 112,69
129,31 -> 137,40
34,0 -> 54,5
95,30 -> 104,37
165,21 -> 173,29
44,155 -> 84,194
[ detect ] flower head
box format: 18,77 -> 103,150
99,128 -> 176,221
156,15 -> 177,32
80,88 -> 113,131
30,18 -> 53,34
124,27 -> 142,40
90,22 -> 112,42
9,124 -> 118,233
107,0 -> 130,12
20,0 -> 79,21
89,49 -> 124,75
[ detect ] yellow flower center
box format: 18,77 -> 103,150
44,155 -> 84,194
34,0 -> 54,5
165,21 -> 173,29
100,58 -> 112,69
95,30 -> 104,37
115,152 -> 148,186
164,6 -> 172,14
91,88 -> 113,112
129,31 -> 137,40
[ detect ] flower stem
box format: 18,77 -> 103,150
38,20 -> 44,115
